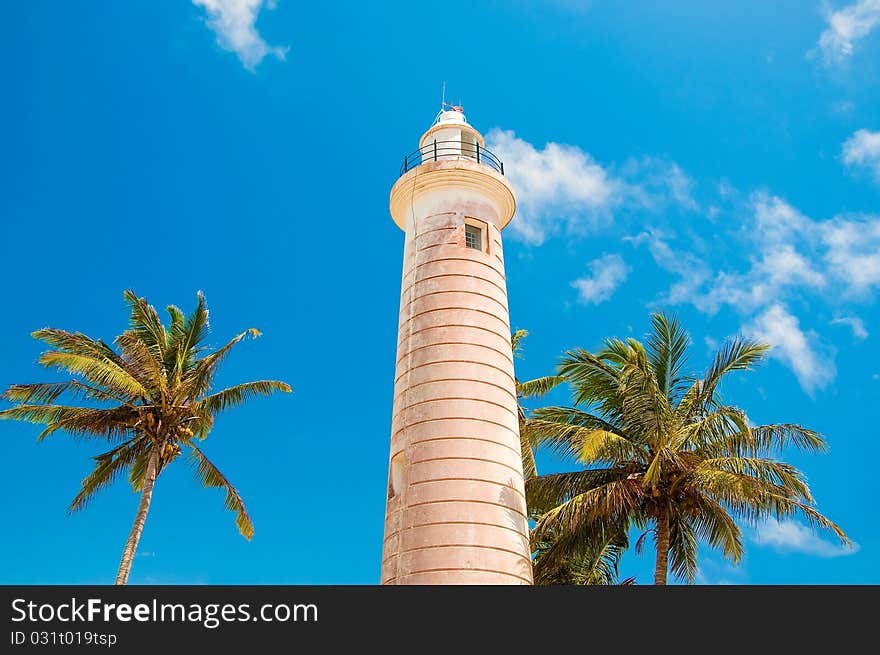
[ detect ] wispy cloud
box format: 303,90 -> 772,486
489,125 -> 880,394
193,0 -> 286,70
691,194 -> 826,314
745,304 -> 836,394
621,158 -> 699,213
821,215 -> 880,295
842,129 -> 880,182
831,315 -> 869,338
630,190 -> 880,392
571,254 -> 630,304
695,558 -> 748,585
754,519 -> 858,558
627,230 -> 712,308
485,130 -> 696,245
816,0 -> 880,66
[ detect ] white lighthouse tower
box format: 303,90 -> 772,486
381,107 -> 533,585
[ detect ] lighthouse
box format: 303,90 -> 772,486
381,107 -> 533,585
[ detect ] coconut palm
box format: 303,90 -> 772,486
511,330 -> 563,480
0,290 -> 291,584
526,313 -> 848,585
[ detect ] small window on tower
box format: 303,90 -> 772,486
465,224 -> 483,251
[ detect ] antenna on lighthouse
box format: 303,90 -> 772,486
434,82 -> 465,125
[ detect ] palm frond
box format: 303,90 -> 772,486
573,530 -> 630,585
31,328 -> 118,361
0,404 -> 136,441
696,456 -> 813,503
36,406 -> 138,442
2,382 -> 70,405
511,329 -> 528,357
687,468 -> 848,543
518,375 -> 565,399
646,312 -> 690,400
70,438 -> 145,512
532,478 -> 644,544
667,514 -> 698,583
115,332 -> 167,401
176,291 -> 210,372
178,328 -> 261,401
196,380 -> 291,415
36,351 -> 147,399
186,442 -> 254,540
619,349 -> 673,447
122,290 -> 167,356
750,423 -> 828,454
532,411 -> 642,464
534,524 -> 630,585
529,405 -> 633,460
689,495 -> 743,563
520,419 -> 538,481
164,305 -> 187,349
697,337 -> 770,409
678,405 -> 751,452
527,468 -> 631,516
559,347 -> 623,413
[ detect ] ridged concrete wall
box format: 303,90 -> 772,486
381,204 -> 533,585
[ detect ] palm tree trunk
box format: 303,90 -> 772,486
654,505 -> 670,585
115,446 -> 160,585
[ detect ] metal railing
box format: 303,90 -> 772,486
399,140 -> 505,177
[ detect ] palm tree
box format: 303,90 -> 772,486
526,313 -> 848,585
511,329 -> 563,480
0,290 -> 291,584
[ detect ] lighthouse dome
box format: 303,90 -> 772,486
435,109 -> 467,125
420,106 -> 484,151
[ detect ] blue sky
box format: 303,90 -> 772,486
1,1 -> 879,584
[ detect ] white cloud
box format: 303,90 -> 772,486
486,127 -> 877,395
634,195 -> 825,316
485,130 -> 697,245
627,231 -> 711,308
762,245 -> 827,289
571,254 -> 630,304
631,189 -> 880,392
699,195 -> 880,303
754,519 -> 859,558
831,315 -> 869,338
485,129 -> 617,245
816,0 -> 880,65
821,216 -> 880,294
665,163 -> 700,211
745,304 -> 836,394
842,129 -> 880,181
694,558 -> 748,585
751,192 -> 813,246
193,0 -> 286,69
619,158 -> 700,212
